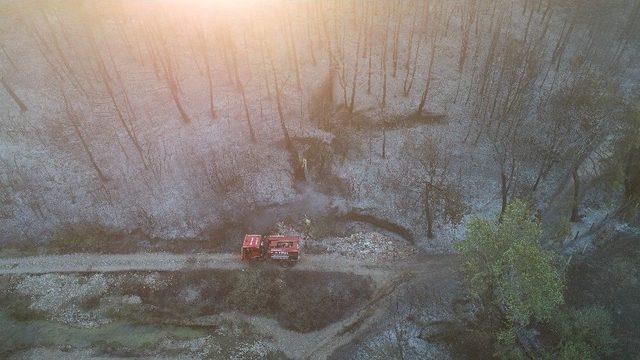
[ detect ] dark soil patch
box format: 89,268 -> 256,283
3,220 -> 251,256
342,211 -> 415,245
343,111 -> 447,131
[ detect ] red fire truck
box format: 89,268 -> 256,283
241,234 -> 300,265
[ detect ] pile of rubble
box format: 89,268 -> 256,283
275,221 -> 418,261
320,232 -> 418,261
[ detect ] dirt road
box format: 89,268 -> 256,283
0,252 -> 393,278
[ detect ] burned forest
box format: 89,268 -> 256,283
0,0 -> 639,359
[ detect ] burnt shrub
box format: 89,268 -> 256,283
198,273 -> 235,314
51,222 -> 139,254
106,269 -> 373,333
224,269 -> 278,314
331,131 -> 364,162
218,270 -> 373,332
275,272 -> 373,332
2,293 -> 46,322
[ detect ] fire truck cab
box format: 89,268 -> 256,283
241,234 -> 263,260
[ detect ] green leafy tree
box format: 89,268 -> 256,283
552,306 -> 615,360
455,200 -> 564,355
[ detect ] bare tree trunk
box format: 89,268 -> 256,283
0,77 -> 27,112
381,7 -> 391,109
1,44 -> 18,71
54,11 -> 94,88
348,24 -> 362,116
403,37 -> 421,97
142,29 -> 161,80
98,28 -> 149,168
62,94 -> 109,183
285,5 -> 302,90
115,16 -> 139,63
571,167 -> 580,222
522,2 -> 536,45
168,82 -> 192,124
362,2 -> 371,59
498,153 -> 516,222
382,126 -> 387,159
417,33 -> 438,114
531,158 -> 552,192
26,19 -> 72,90
391,3 -> 403,78
204,53 -> 217,120
367,34 -> 373,95
306,3 -> 317,66
621,143 -> 640,221
459,7 -> 472,73
222,29 -> 256,141
268,50 -> 305,182
98,68 -> 148,167
258,39 -> 272,100
40,11 -> 87,96
425,181 -> 434,239
240,85 -> 256,143
613,1 -> 640,64
500,167 -> 508,221
218,30 -> 237,88
404,9 -> 418,72
196,24 -> 217,120
226,33 -> 243,93
150,25 -> 192,124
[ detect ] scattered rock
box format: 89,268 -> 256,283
15,274 -> 111,327
179,285 -> 200,303
320,232 -> 418,261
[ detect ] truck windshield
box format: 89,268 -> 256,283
275,241 -> 294,248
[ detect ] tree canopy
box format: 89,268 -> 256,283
456,200 -> 565,356
456,200 -> 618,358
456,200 -> 564,326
